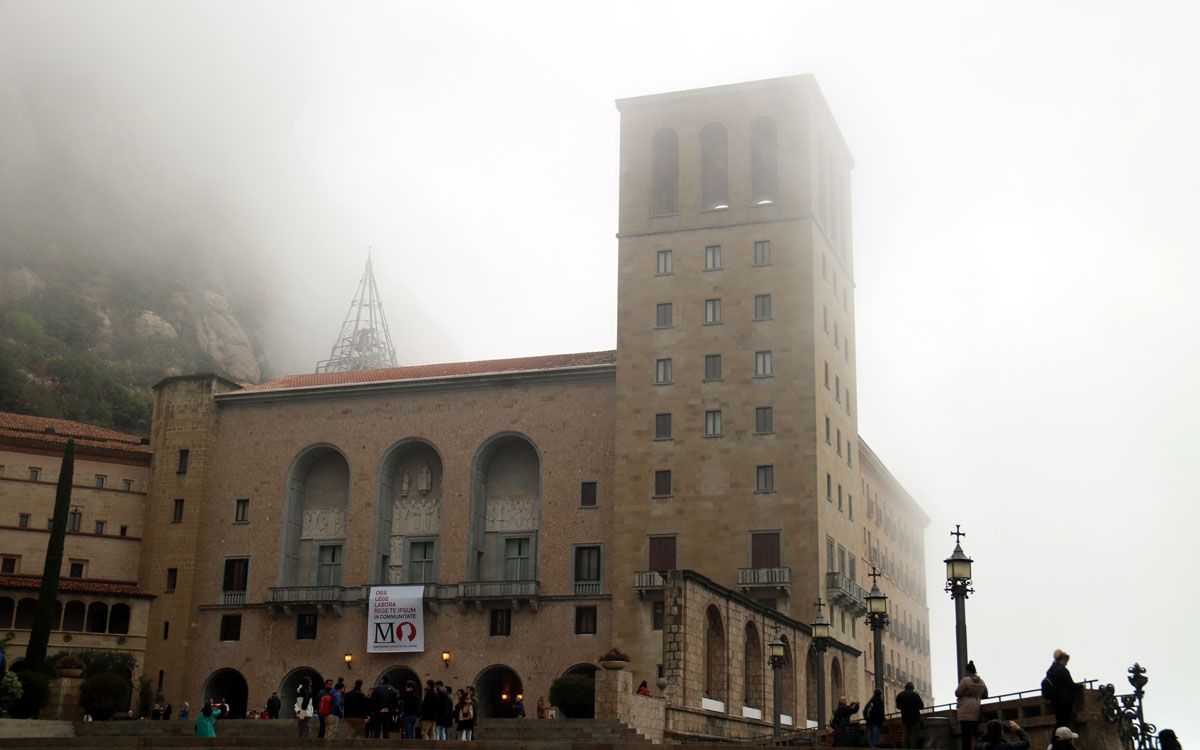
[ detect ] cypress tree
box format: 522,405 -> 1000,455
25,438 -> 74,670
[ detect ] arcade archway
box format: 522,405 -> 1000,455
278,667 -> 324,718
475,665 -> 523,718
377,666 -> 420,692
203,668 -> 249,719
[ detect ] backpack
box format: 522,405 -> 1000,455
1040,676 -> 1055,700
318,693 -> 333,717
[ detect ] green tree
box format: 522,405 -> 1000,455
80,672 -> 131,721
25,439 -> 74,670
548,674 -> 596,719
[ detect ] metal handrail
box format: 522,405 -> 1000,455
882,679 -> 1099,720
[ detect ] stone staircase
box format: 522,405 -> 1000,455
476,718 -> 654,744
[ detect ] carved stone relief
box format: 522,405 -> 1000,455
301,508 -> 346,539
485,495 -> 536,532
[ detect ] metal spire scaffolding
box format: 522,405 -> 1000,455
315,254 -> 398,373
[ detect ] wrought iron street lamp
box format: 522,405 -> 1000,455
865,567 -> 889,695
810,599 -> 831,729
944,525 -> 974,680
768,633 -> 787,737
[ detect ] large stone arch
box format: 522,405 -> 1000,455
376,665 -> 420,692
375,438 -> 445,585
280,445 -> 351,586
650,127 -> 680,216
13,597 -> 37,629
743,621 -> 763,709
467,433 -> 541,581
700,121 -> 730,211
704,605 -> 727,703
749,115 -> 779,206
779,634 -> 796,721
278,666 -> 324,718
806,646 -> 819,725
830,656 -> 844,702
474,664 -> 523,719
203,668 -> 249,719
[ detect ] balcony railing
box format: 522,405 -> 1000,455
825,571 -> 868,615
266,585 -> 367,615
221,591 -> 247,606
459,580 -> 540,611
737,567 -> 792,596
634,570 -> 667,597
573,581 -> 602,596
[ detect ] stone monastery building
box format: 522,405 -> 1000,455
6,76 -> 933,734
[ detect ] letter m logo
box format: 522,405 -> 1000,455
373,623 -> 397,644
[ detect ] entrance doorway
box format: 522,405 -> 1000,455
203,668 -> 249,720
474,665 -> 523,718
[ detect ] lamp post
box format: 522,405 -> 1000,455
944,525 -> 974,680
865,567 -> 889,696
768,633 -> 786,738
811,598 -> 831,729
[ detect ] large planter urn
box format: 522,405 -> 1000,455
599,647 -> 630,671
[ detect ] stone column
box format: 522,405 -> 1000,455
46,676 -> 84,721
595,667 -> 633,722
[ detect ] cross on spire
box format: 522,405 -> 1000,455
951,524 -> 966,544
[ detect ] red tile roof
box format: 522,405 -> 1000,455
243,350 -> 617,393
0,412 -> 150,461
0,574 -> 155,599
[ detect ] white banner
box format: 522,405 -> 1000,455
367,586 -> 425,653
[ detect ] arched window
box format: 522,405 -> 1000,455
468,434 -> 541,581
108,603 -> 131,634
86,601 -> 109,633
743,622 -> 763,709
750,117 -> 778,205
281,446 -> 351,587
780,635 -> 796,720
704,605 -> 727,702
700,122 -> 729,211
650,128 -> 679,216
376,439 -> 444,585
0,597 -> 17,629
830,656 -> 844,701
62,600 -> 85,631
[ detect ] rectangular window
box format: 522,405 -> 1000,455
219,614 -> 241,641
574,546 -> 601,593
754,294 -> 772,320
826,473 -> 833,502
834,322 -> 840,348
162,621 -> 170,640
838,484 -> 844,511
296,613 -> 318,640
122,479 -> 134,491
0,556 -> 18,574
574,606 -> 598,635
838,545 -> 846,573
823,306 -> 829,334
580,481 -> 598,507
751,531 -> 781,568
704,410 -> 722,436
119,525 -> 128,537
827,537 -> 835,569
849,554 -> 857,581
825,416 -> 831,444
94,521 -> 105,535
704,244 -> 721,270
222,558 -> 249,593
648,535 -> 677,570
704,354 -> 722,380
166,568 -> 178,592
836,376 -> 841,402
848,444 -> 853,467
656,249 -> 673,275
29,467 -> 41,481
68,560 -> 86,578
755,350 -> 773,377
849,494 -> 854,520
846,389 -> 853,415
408,540 -> 435,584
67,508 -> 82,532
824,362 -> 830,388
18,513 -> 29,528
503,537 -> 531,580
317,544 -> 344,586
655,358 -> 673,384
651,600 -> 665,630
654,413 -> 672,440
94,475 -> 106,488
755,406 -> 773,434
489,608 -> 512,636
234,498 -> 249,523
172,499 -> 184,523
756,465 -> 775,492
704,298 -> 722,324
655,302 -> 673,328
177,449 -> 189,474
837,429 -> 843,456
754,240 -> 771,266
653,470 -> 672,497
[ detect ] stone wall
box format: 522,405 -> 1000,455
594,667 -> 665,743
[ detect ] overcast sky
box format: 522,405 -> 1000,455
2,0 -> 1198,738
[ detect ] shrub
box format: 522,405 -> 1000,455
548,674 -> 595,719
80,672 -> 132,721
0,671 -> 24,717
8,671 -> 50,718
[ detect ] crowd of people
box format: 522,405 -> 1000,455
290,675 -> 478,740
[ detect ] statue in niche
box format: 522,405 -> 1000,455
417,463 -> 433,494
399,471 -> 410,497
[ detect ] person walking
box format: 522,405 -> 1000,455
832,696 -> 861,746
1045,650 -> 1077,730
457,688 -> 478,740
864,689 -> 886,750
194,702 -> 223,738
955,661 -> 988,750
977,720 -> 1030,750
343,679 -> 370,739
514,694 -> 526,718
295,677 -> 314,737
266,692 -> 281,720
402,680 -> 421,739
536,696 -> 547,719
369,676 -> 398,739
436,682 -> 454,740
419,680 -> 440,739
317,678 -> 342,738
896,681 -> 925,749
